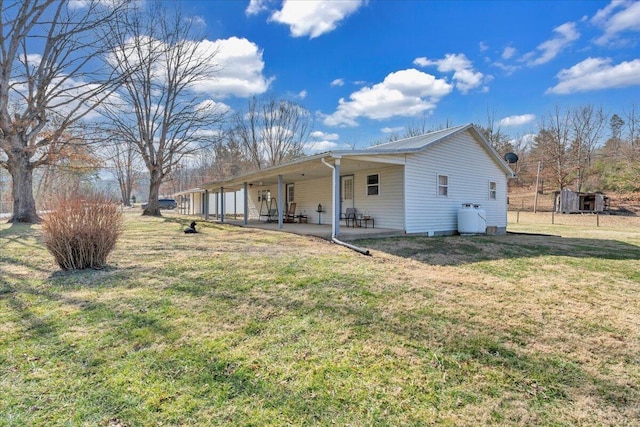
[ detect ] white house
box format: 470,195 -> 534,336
200,124 -> 515,237
174,187 -> 245,219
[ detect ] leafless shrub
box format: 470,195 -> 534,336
42,193 -> 122,270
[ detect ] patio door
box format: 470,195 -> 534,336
340,175 -> 354,214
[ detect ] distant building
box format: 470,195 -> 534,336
553,189 -> 610,214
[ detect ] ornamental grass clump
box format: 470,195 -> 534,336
42,193 -> 122,270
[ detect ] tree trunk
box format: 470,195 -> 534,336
142,169 -> 162,216
8,151 -> 39,223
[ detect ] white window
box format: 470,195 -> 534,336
489,181 -> 497,200
438,175 -> 448,197
366,174 -> 379,196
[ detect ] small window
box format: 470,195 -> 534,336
438,175 -> 448,197
286,183 -> 295,203
489,181 -> 497,200
366,174 -> 379,196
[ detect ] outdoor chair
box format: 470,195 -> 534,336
260,208 -> 278,222
340,208 -> 357,227
284,203 -> 297,223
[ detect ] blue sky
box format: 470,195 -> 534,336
175,0 -> 640,150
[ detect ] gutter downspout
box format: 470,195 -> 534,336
320,157 -> 371,256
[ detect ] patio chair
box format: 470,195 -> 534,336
340,208 -> 357,227
284,203 -> 296,223
260,208 -> 278,222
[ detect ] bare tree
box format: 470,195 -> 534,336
103,136 -> 142,206
230,96 -> 312,170
210,139 -> 251,180
533,107 -> 573,192
624,103 -> 639,155
34,132 -> 102,202
571,105 -> 606,192
0,0 -> 127,223
481,108 -> 514,155
100,2 -> 226,216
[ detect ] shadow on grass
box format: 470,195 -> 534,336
0,222 -> 40,241
355,233 -> 640,266
0,278 -> 375,425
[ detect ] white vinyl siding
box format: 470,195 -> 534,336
404,131 -> 508,235
350,166 -> 404,230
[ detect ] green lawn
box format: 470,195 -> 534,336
1,213 -> 639,426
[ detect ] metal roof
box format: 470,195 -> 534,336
362,123 -> 470,151
197,123 -> 514,191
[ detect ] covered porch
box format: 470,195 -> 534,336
199,151 -> 407,240
215,217 -> 404,241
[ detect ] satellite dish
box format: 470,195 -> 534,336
504,152 -> 519,164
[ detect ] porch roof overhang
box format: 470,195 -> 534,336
200,150 -> 409,191
174,187 -> 205,196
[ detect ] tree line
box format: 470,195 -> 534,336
0,1 -> 637,224
0,0 -> 311,223
481,105 -> 640,196
383,104 -> 640,198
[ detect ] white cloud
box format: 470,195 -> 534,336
502,46 -> 516,60
246,0 -> 270,15
381,126 -> 404,134
270,0 -> 365,38
304,139 -> 341,153
298,90 -> 307,99
20,53 -> 43,67
479,41 -> 489,52
109,35 -> 271,99
523,22 -> 580,66
493,61 -> 521,75
187,15 -> 206,27
547,57 -> 640,94
194,128 -> 224,138
192,37 -> 273,98
196,99 -> 231,115
330,78 -> 345,87
311,130 -> 339,140
511,133 -> 537,150
499,114 -> 536,127
69,0 -> 130,10
592,0 -> 640,45
323,68 -> 453,127
68,0 -> 90,9
413,53 -> 484,94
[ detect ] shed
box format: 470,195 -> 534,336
553,189 -> 610,214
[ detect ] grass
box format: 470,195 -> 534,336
1,211 -> 639,426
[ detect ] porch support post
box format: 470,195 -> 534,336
220,187 -> 225,223
214,193 -> 219,219
204,190 -> 209,220
243,182 -> 248,225
333,159 -> 341,237
278,174 -> 284,229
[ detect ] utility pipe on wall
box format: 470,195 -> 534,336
320,157 -> 371,256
